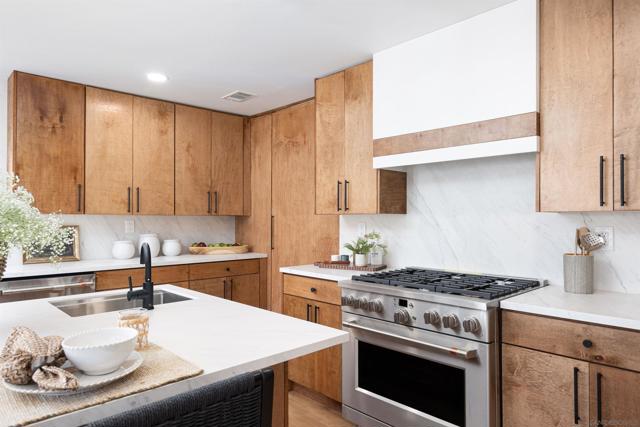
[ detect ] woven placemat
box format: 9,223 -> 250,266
0,344 -> 203,427
314,262 -> 387,271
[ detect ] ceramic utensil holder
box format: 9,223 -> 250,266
563,253 -> 594,294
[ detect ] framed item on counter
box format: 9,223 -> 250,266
24,225 -> 80,264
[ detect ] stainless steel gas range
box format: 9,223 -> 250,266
340,267 -> 546,427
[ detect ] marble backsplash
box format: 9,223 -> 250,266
341,153 -> 640,293
8,215 -> 235,268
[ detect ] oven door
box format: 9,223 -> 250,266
342,313 -> 498,427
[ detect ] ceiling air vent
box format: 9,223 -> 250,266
221,90 -> 256,102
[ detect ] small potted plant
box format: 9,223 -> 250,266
344,237 -> 374,267
0,175 -> 74,278
365,231 -> 387,266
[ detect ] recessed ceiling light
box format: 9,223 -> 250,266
146,72 -> 168,83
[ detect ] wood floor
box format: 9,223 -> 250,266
288,388 -> 354,427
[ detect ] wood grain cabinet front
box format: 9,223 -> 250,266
315,61 -> 406,215
8,72 -> 85,214
502,310 -> 640,426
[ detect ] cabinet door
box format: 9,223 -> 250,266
211,112 -> 244,216
590,365 -> 640,427
175,105 -> 211,215
229,273 -> 260,307
190,278 -> 226,298
344,61 -> 378,214
614,0 -> 640,210
502,344 -> 589,426
539,0 -> 613,211
271,101 -> 339,312
313,300 -> 342,402
283,294 -> 316,390
133,97 -> 175,215
315,72 -> 345,214
9,73 -> 85,213
85,88 -> 133,214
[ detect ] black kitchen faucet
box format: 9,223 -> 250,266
126,243 -> 155,310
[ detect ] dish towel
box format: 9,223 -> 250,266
0,326 -> 78,390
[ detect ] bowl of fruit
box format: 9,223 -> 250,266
189,242 -> 249,255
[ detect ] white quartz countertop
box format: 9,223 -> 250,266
3,252 -> 268,279
280,264 -> 386,282
501,285 -> 640,331
0,285 -> 348,426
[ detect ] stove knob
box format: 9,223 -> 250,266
463,317 -> 481,334
424,311 -> 441,325
442,313 -> 460,329
369,299 -> 384,313
341,295 -> 356,307
393,309 -> 412,325
357,297 -> 370,310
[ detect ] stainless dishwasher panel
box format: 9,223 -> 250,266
0,274 -> 95,303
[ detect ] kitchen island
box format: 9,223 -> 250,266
0,284 -> 349,426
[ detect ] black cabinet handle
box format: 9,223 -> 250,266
582,339 -> 593,348
620,153 -> 626,207
136,187 -> 140,213
596,372 -> 603,427
306,304 -> 312,321
207,191 -> 212,214
600,156 -> 605,207
573,367 -> 580,424
77,184 -> 82,212
214,191 -> 219,214
344,179 -> 349,212
229,278 -> 233,300
337,180 -> 342,211
310,287 -> 317,293
127,187 -> 131,213
314,305 -> 319,323
270,215 -> 275,250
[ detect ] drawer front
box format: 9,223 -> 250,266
190,278 -> 226,298
283,274 -> 340,305
189,260 -> 260,280
502,310 -> 640,372
153,265 -> 189,284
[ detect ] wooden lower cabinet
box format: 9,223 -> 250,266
228,274 -> 260,307
190,277 -> 225,298
502,311 -> 640,426
283,291 -> 342,402
502,344 -> 589,426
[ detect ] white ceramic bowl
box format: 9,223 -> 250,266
62,328 -> 137,376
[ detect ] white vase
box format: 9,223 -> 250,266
355,254 -> 367,267
162,239 -> 182,257
138,234 -> 160,258
112,241 -> 135,260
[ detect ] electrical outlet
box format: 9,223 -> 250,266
124,220 -> 135,234
593,226 -> 614,252
357,223 -> 367,237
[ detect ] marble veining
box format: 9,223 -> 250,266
341,153 -> 640,293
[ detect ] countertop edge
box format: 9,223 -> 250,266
279,265 -> 360,282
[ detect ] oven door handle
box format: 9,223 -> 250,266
343,320 -> 478,360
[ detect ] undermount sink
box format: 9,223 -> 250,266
50,290 -> 192,317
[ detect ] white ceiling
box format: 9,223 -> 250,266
0,0 -> 515,116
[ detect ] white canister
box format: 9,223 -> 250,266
162,239 -> 182,257
355,254 -> 368,267
112,241 -> 135,260
138,234 -> 160,258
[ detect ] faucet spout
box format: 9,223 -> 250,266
140,243 -> 152,284
126,242 -> 154,310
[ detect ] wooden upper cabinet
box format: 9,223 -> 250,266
315,71 -> 346,214
132,97 -> 175,215
175,105 -> 212,215
314,62 -> 406,215
85,88 -> 133,214
538,0 -> 613,212
8,72 -> 85,213
211,112 -> 244,216
502,343 -> 589,427
614,0 -> 640,210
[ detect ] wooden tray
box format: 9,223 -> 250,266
189,245 -> 249,255
314,262 -> 387,272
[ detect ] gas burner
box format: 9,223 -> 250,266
352,268 -> 541,300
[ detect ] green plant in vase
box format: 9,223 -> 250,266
344,237 -> 374,267
0,175 -> 75,278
